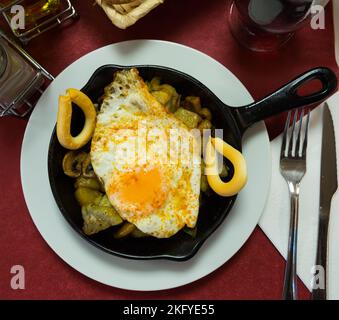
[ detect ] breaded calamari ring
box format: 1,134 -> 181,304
205,137 -> 247,197
57,89 -> 96,150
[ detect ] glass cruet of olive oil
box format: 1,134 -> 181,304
23,0 -> 61,27
0,0 -> 62,28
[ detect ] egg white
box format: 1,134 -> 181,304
91,69 -> 201,238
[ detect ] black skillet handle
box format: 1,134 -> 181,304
232,67 -> 337,134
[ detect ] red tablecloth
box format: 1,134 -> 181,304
0,0 -> 338,300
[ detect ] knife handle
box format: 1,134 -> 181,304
312,214 -> 329,300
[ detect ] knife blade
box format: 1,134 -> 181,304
312,104 -> 338,300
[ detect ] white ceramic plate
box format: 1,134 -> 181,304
21,40 -> 271,291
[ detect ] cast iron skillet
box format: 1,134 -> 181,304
48,65 -> 337,261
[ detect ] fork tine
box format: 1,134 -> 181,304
295,108 -> 304,157
288,110 -> 298,157
281,111 -> 291,158
302,109 -> 310,158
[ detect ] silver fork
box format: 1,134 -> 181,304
280,108 -> 310,300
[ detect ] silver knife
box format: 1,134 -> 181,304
312,103 -> 338,300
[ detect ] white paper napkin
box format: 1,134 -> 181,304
259,95 -> 339,299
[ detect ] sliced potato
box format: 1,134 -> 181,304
82,204 -> 123,236
152,90 -> 171,105
199,108 -> 212,121
74,176 -> 103,191
74,187 -> 102,207
160,84 -> 180,113
174,108 -> 201,129
98,194 -> 112,207
145,81 -> 152,91
198,119 -> 212,132
131,228 -> 149,238
184,96 -> 201,113
150,77 -> 161,90
159,84 -> 176,96
148,78 -> 180,112
113,222 -> 136,239
168,93 -> 180,113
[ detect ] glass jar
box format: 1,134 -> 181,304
1,0 -> 61,26
0,36 -> 44,115
0,1 -> 76,44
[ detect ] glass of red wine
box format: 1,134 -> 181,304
228,0 -> 315,52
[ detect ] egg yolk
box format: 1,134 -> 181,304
116,168 -> 166,214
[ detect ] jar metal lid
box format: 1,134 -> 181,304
0,43 -> 7,78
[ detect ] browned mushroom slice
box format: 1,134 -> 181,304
62,151 -> 87,178
82,153 -> 96,178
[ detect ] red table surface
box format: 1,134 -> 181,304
0,0 -> 338,300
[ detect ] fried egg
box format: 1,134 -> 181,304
90,68 -> 201,238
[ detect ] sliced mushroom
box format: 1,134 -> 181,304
62,151 -> 87,178
82,153 -> 96,178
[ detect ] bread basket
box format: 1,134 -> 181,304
96,0 -> 164,29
